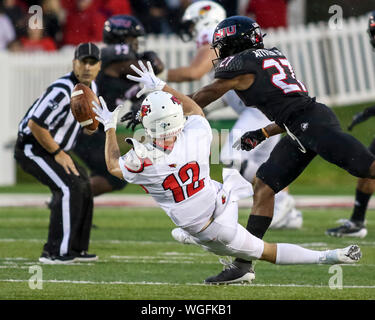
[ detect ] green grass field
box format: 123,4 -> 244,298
0,206 -> 374,300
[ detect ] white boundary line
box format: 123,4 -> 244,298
1,279 -> 375,289
2,194 -> 375,209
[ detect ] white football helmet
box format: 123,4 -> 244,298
139,91 -> 186,139
180,1 -> 226,41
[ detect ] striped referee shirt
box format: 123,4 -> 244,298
19,72 -> 97,151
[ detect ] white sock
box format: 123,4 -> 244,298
276,243 -> 326,265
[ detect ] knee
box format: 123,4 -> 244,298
217,224 -> 237,245
357,177 -> 375,194
253,177 -> 275,199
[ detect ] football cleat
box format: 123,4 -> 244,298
319,245 -> 362,264
283,208 -> 303,229
326,220 -> 367,238
269,194 -> 297,229
171,228 -> 198,245
39,251 -> 75,264
73,251 -> 98,262
204,260 -> 255,285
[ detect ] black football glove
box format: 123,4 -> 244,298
138,51 -> 164,75
233,129 -> 266,151
348,105 -> 375,131
120,99 -> 142,131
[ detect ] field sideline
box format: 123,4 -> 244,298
0,203 -> 374,301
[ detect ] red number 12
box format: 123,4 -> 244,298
162,161 -> 205,203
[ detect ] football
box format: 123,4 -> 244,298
70,83 -> 100,130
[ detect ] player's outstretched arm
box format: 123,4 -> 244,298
126,60 -> 204,117
191,74 -> 255,109
92,96 -> 124,180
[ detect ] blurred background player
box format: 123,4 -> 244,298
92,62 -> 362,285
73,15 -> 164,197
161,1 -> 301,229
14,42 -> 100,264
326,10 -> 375,239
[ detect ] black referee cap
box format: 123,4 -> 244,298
74,42 -> 101,61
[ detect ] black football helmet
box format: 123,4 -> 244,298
368,11 -> 375,49
103,15 -> 145,45
212,16 -> 265,59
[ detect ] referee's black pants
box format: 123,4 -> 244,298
14,136 -> 93,257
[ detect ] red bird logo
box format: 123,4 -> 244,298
140,104 -> 151,118
170,96 -> 181,105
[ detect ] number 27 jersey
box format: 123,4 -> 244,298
214,47 -> 313,127
118,115 -> 217,230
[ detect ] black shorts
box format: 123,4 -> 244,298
257,102 -> 375,193
369,137 -> 375,155
73,128 -> 127,190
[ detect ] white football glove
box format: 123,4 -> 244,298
126,60 -> 166,98
92,96 -> 122,132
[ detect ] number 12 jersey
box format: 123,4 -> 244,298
119,115 -> 218,231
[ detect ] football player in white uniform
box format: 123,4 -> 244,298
92,60 -> 361,284
159,1 -> 301,230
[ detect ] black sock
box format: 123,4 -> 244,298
234,215 -> 272,266
350,189 -> 371,223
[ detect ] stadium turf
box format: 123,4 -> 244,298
0,206 -> 374,300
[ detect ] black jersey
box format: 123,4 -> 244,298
214,47 -> 314,127
97,43 -> 140,110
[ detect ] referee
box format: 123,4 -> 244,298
14,42 -> 101,264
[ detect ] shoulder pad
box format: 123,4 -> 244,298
125,138 -> 149,158
125,138 -> 165,162
214,52 -> 248,79
122,150 -> 144,173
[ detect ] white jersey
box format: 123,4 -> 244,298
119,115 -> 218,231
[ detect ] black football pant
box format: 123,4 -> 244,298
257,102 -> 375,193
73,127 -> 127,191
14,136 -> 93,256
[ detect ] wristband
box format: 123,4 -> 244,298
261,128 -> 270,138
51,147 -> 61,156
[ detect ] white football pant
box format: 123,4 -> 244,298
186,198 -> 264,261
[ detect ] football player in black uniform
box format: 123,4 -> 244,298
326,11 -> 375,239
186,16 -> 375,284
73,15 -> 164,197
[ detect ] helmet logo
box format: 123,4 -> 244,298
170,96 -> 181,105
140,104 -> 151,118
199,5 -> 211,15
214,25 -> 237,42
160,122 -> 169,129
111,18 -> 132,28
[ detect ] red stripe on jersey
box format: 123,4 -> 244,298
139,184 -> 149,193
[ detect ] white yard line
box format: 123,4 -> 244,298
0,278 -> 375,289
2,193 -> 375,209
